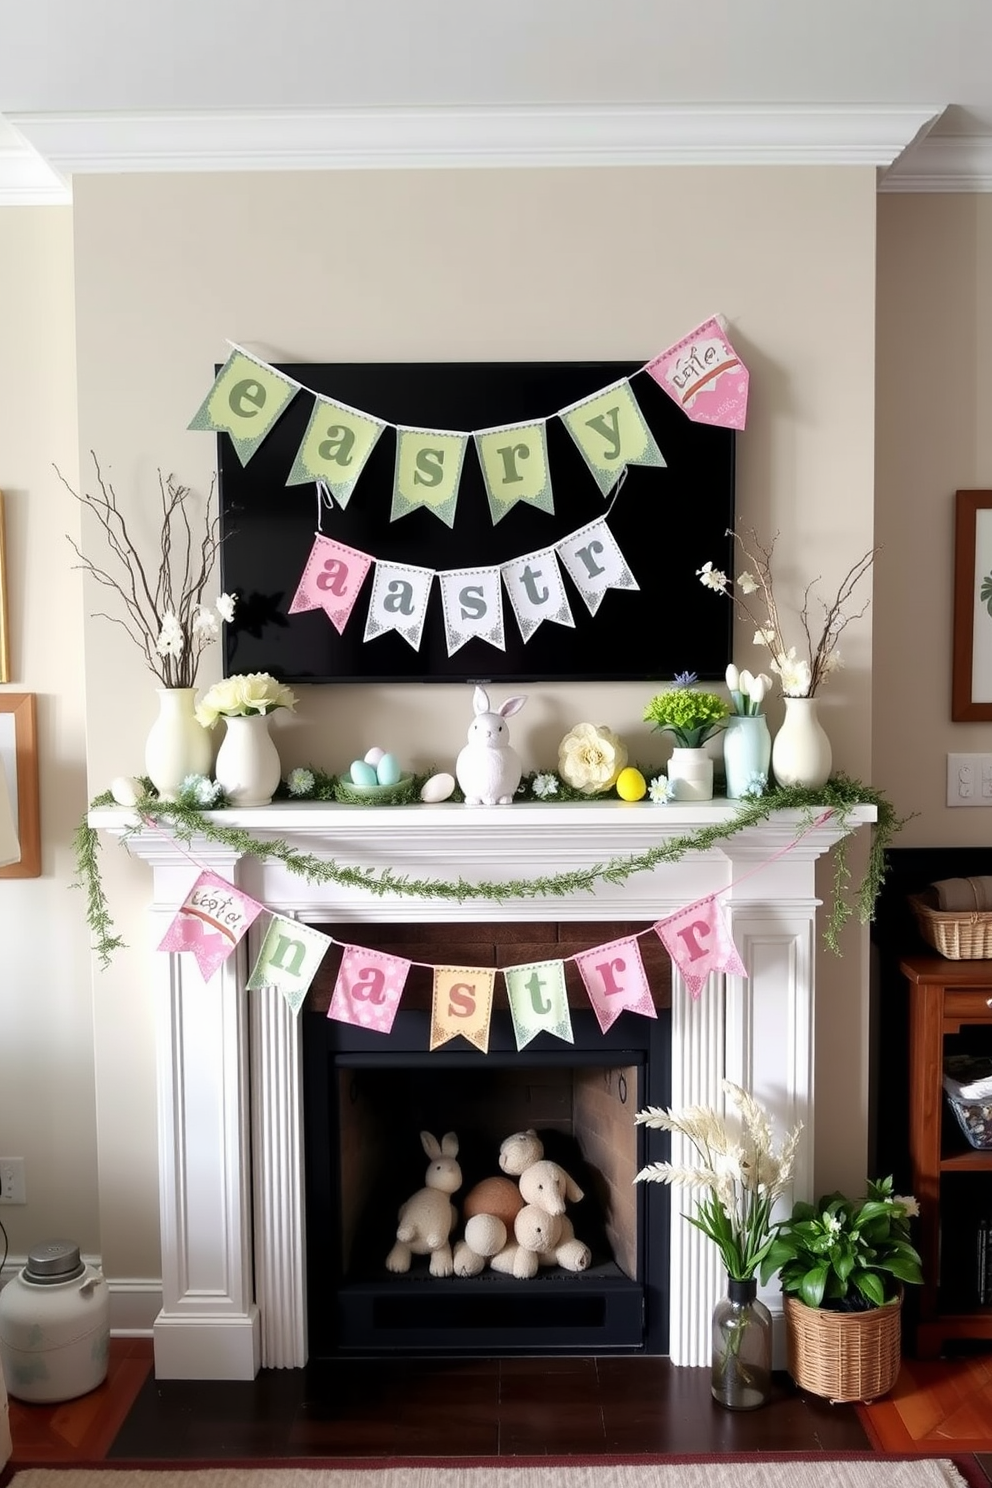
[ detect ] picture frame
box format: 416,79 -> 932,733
952,490 -> 992,721
0,490 -> 10,683
0,692 -> 40,878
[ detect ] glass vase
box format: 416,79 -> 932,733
722,714 -> 771,799
711,1276 -> 772,1410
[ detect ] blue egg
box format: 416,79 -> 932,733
349,759 -> 379,787
375,752 -> 402,786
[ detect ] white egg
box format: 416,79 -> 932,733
110,775 -> 144,807
363,746 -> 386,766
420,771 -> 455,803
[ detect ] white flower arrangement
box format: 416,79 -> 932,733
195,672 -> 298,729
725,664 -> 772,716
698,528 -> 876,698
61,453 -> 235,690
648,774 -> 677,803
557,723 -> 628,794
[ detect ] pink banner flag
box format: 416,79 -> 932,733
158,869 -> 265,981
654,896 -> 748,1000
288,534 -> 373,635
644,316 -> 749,430
327,944 -> 412,1035
573,935 -> 657,1034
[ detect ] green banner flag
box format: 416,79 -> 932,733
559,379 -> 665,496
392,427 -> 468,527
188,351 -> 297,467
474,420 -> 553,525
287,395 -> 386,507
504,959 -> 574,1050
245,915 -> 332,1014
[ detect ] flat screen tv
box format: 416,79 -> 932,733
218,361 -> 735,684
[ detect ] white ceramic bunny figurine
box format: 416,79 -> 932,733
455,685 -> 527,805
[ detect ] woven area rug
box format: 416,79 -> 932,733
2,1460 -> 983,1488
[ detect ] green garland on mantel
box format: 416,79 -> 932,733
74,774 -> 906,969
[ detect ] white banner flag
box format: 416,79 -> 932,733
363,559 -> 435,651
501,546 -> 574,643
555,517 -> 639,616
438,566 -> 506,656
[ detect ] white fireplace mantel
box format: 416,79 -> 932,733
91,799 -> 875,1380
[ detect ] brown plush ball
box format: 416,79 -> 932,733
462,1176 -> 524,1229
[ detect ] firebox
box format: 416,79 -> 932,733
302,921 -> 670,1358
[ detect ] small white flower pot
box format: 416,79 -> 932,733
667,747 -> 714,802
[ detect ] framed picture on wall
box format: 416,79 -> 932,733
952,490 -> 992,720
0,692 -> 40,878
0,490 -> 9,683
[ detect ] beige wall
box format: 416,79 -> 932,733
5,164 -> 881,1294
875,193 -> 992,843
0,208 -> 98,1258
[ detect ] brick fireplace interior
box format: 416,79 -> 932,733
302,921 -> 671,1358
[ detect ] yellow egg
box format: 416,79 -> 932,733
616,767 -> 647,802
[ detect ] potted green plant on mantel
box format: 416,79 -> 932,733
760,1176 -> 923,1404
643,673 -> 731,802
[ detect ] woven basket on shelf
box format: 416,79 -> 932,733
783,1291 -> 902,1404
909,890 -> 992,960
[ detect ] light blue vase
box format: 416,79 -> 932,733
723,714 -> 772,799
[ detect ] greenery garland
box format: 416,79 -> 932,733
74,773 -> 906,969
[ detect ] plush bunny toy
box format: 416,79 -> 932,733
385,1130 -> 462,1278
455,685 -> 527,806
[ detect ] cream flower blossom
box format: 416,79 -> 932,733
557,722 -> 627,794
195,672 -> 298,728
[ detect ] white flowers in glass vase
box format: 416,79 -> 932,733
725,665 -> 771,716
698,528 -> 876,698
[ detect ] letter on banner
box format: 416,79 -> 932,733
438,567 -> 506,656
504,960 -> 573,1051
559,379 -> 666,496
392,427 -> 469,527
501,547 -> 574,643
431,966 -> 496,1053
188,351 -> 297,467
474,420 -> 553,525
556,516 -> 639,616
288,534 -> 373,634
573,935 -> 657,1034
327,944 -> 412,1035
158,869 -> 265,981
644,316 -> 750,430
287,396 -> 387,508
246,915 -> 333,1014
654,896 -> 747,1001
363,559 -> 435,650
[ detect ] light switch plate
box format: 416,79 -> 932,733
947,752 -> 992,806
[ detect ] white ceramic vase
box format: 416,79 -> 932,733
771,696 -> 832,789
723,714 -> 772,799
144,687 -> 213,802
214,712 -> 282,807
667,746 -> 714,802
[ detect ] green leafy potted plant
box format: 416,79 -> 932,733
759,1175 -> 923,1403
643,671 -> 730,801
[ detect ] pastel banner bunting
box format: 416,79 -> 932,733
555,517 -> 639,616
644,317 -> 750,430
430,966 -> 496,1053
246,915 -> 333,1013
287,395 -> 387,507
327,944 -> 412,1035
574,934 -> 657,1034
188,351 -> 297,467
559,379 -> 665,496
288,533 -> 373,635
438,566 -> 506,656
392,427 -> 469,527
474,420 -> 553,525
363,559 -> 434,651
158,869 -> 265,981
654,896 -> 748,1000
504,959 -> 573,1051
501,546 -> 574,643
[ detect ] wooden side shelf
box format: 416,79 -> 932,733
900,955 -> 992,1358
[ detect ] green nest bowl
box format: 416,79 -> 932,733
333,773 -> 417,806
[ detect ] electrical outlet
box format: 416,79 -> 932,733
0,1156 -> 26,1204
947,753 -> 992,806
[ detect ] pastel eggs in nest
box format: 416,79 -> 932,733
347,748 -> 404,789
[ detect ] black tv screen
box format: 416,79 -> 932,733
218,361 -> 735,684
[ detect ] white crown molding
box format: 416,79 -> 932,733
6,103 -> 943,177
0,122 -> 70,204
879,131 -> 992,192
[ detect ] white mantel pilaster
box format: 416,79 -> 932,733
91,800 -> 874,1379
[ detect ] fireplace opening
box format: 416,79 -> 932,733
301,922 -> 671,1358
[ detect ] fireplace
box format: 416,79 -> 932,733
91,798 -> 873,1379
302,922 -> 671,1356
